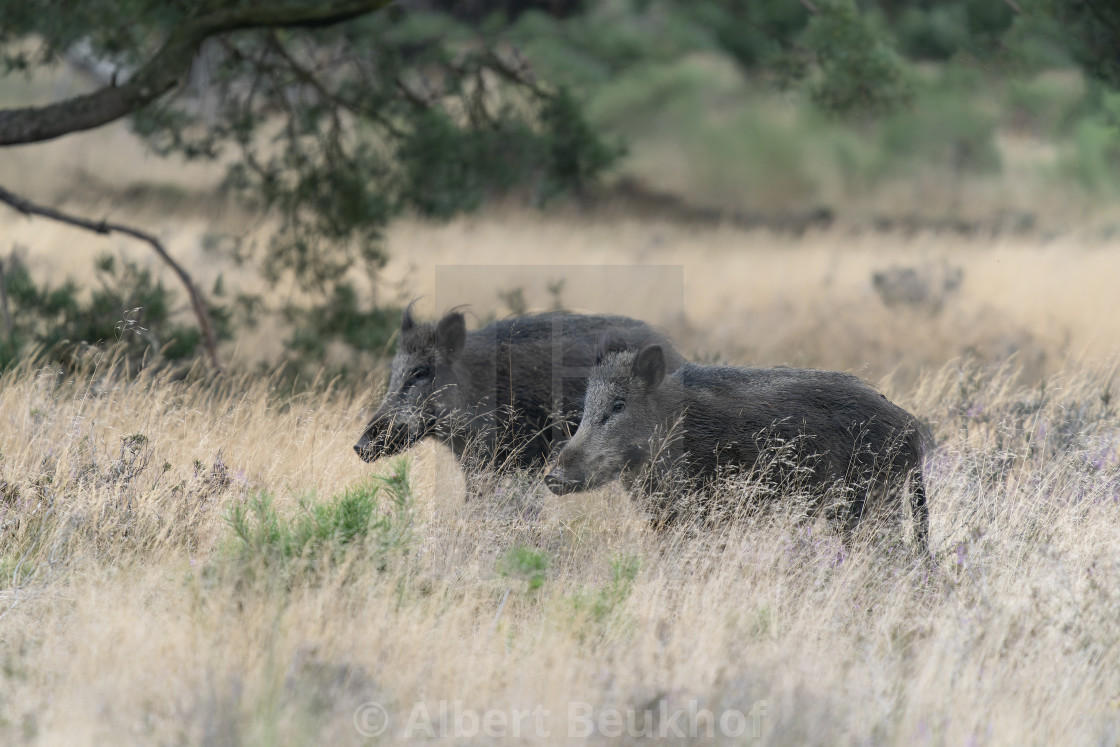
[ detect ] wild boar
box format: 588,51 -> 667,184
545,345 -> 929,550
354,308 -> 685,471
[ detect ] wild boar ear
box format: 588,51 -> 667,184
633,345 -> 665,389
595,332 -> 628,365
436,311 -> 467,360
401,300 -> 418,333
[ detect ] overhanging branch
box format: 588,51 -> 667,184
0,0 -> 394,146
0,184 -> 223,372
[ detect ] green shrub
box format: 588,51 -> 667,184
499,546 -> 549,592
1057,113 -> 1120,195
801,0 -> 913,118
586,57 -> 729,136
1004,73 -> 1085,137
687,0 -> 811,71
691,110 -> 819,206
0,553 -> 36,590
394,87 -> 621,216
569,552 -> 641,625
896,5 -> 969,62
506,3 -> 716,89
961,0 -> 1016,54
284,284 -> 399,361
998,11 -> 1075,74
0,250 -> 231,372
227,459 -> 414,578
877,88 -> 1001,176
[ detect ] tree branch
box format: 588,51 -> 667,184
0,185 -> 223,372
0,0 -> 394,146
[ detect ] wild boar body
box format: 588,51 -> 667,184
549,347 -> 929,549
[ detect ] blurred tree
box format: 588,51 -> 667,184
0,0 -> 619,371
1045,0 -> 1120,89
678,0 -> 914,118
2,0 -> 1119,375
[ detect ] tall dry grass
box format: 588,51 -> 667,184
1,346 -> 1118,745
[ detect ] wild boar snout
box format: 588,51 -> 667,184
544,466 -> 580,495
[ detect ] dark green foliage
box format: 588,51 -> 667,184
393,107 -> 538,218
800,1 -> 913,118
895,0 -> 1016,61
1045,0 -> 1120,89
392,84 -> 620,212
686,0 -> 811,71
130,10 -> 621,294
0,0 -> 186,72
0,251 -> 230,371
962,0 -> 1018,55
538,87 -> 625,199
284,283 -> 399,360
227,459 -> 413,578
1058,90 -> 1120,194
895,4 -> 970,60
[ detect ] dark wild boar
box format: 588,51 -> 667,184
354,308 -> 685,471
545,345 -> 929,551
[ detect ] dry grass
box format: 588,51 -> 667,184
0,343 -> 1118,745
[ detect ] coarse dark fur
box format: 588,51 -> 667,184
354,308 -> 686,470
546,345 -> 929,551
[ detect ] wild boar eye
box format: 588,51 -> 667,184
408,366 -> 431,382
599,398 -> 626,425
600,400 -> 627,423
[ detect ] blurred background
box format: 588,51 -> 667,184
3,0 -> 1120,391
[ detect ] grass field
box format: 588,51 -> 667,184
0,333 -> 1118,745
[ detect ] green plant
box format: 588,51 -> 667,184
0,250 -> 232,372
687,0 -> 811,71
227,459 -> 414,578
570,552 -> 641,624
1057,109 -> 1120,194
499,546 -> 549,592
1004,73 -> 1085,137
876,87 -> 1001,176
283,284 -> 400,362
800,0 -> 914,118
896,4 -> 970,61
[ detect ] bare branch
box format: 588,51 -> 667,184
0,0 -> 394,146
0,185 -> 222,372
